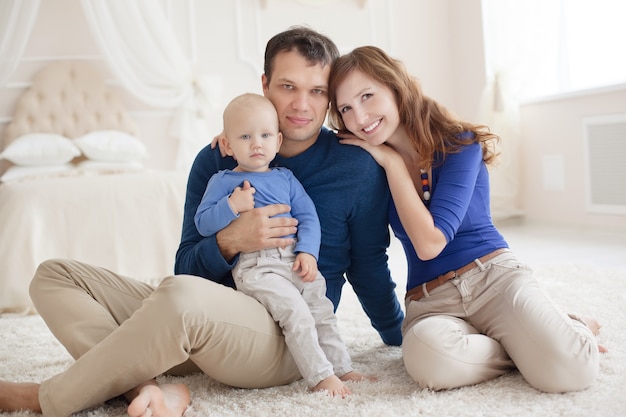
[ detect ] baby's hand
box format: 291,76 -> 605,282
293,252 -> 318,282
228,180 -> 255,214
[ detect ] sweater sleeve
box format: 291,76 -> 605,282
429,142 -> 483,242
174,145 -> 238,286
194,172 -> 239,237
344,154 -> 404,346
283,169 -> 321,259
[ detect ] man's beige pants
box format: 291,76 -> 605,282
401,251 -> 600,393
29,259 -> 300,417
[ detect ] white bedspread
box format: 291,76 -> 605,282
0,170 -> 188,314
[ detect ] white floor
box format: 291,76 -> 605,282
386,220 -> 626,293
496,221 -> 626,272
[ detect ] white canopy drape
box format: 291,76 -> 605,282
0,0 -> 40,87
480,0 -> 550,221
480,1 -> 578,220
80,0 -> 220,170
479,71 -> 523,221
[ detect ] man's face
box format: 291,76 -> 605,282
262,50 -> 331,157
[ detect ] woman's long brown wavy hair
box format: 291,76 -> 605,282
328,46 -> 499,168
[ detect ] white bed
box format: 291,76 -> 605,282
0,61 -> 188,314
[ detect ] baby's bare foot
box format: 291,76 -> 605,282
311,375 -> 351,398
340,371 -> 377,383
580,316 -> 601,335
578,316 -> 608,353
127,383 -> 190,417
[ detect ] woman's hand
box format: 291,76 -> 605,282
338,132 -> 446,260
337,132 -> 400,168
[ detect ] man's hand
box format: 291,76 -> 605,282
216,204 -> 297,261
293,252 -> 318,282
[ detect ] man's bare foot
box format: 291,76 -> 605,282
0,381 -> 41,412
340,371 -> 377,383
310,375 -> 351,398
127,383 -> 190,417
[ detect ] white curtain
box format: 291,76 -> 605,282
479,71 -> 523,221
0,0 -> 40,87
480,0 -> 561,220
80,0 -> 220,170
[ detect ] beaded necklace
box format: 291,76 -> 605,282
420,168 -> 431,203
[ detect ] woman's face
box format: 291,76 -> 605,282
334,69 -> 401,146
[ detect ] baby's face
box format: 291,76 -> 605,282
223,104 -> 282,173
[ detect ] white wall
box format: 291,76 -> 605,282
519,87 -> 626,229
0,0 -> 485,172
4,0 -> 623,229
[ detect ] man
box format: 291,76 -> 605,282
0,27 -> 403,417
176,27 -> 403,345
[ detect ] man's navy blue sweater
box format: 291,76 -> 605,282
175,127 -> 403,345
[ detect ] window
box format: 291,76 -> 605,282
482,0 -> 626,100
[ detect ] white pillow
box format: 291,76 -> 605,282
0,133 -> 81,166
75,130 -> 148,162
0,164 -> 74,182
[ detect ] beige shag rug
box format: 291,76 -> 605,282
1,262 -> 625,417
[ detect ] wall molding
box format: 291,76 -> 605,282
235,0 -> 264,77
258,0 -> 368,9
233,0 -> 394,77
19,55 -> 102,62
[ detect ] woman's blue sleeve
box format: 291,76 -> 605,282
429,142 -> 483,242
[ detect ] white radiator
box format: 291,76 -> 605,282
583,114 -> 626,215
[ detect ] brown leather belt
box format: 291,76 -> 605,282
406,248 -> 509,302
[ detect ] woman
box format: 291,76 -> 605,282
327,45 -> 603,393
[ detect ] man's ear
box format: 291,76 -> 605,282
261,74 -> 269,94
219,136 -> 235,158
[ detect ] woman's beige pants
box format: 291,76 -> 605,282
29,259 -> 300,417
401,251 -> 599,393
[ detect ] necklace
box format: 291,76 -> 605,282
420,169 -> 431,202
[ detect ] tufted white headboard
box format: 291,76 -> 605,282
3,61 -> 138,145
